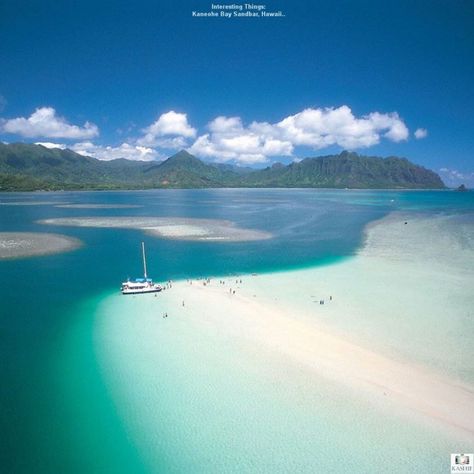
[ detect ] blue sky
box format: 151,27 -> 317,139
0,0 -> 473,184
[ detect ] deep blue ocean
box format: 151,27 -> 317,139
1,189 -> 473,473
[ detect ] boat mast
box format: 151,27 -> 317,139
142,242 -> 148,279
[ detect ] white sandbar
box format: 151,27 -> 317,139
0,232 -> 82,259
98,212 -> 474,442
38,216 -> 272,241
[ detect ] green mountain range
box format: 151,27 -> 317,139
0,143 -> 445,191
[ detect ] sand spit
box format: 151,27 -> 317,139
0,232 -> 82,259
113,211 -> 474,440
161,280 -> 474,439
38,216 -> 272,242
191,277 -> 474,439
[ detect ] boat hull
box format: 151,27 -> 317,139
122,288 -> 162,295
121,286 -> 162,295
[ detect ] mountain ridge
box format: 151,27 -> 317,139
0,143 -> 445,191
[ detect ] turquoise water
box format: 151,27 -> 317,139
90,291 -> 468,474
1,189 -> 473,473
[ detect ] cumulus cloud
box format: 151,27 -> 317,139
414,128 -> 428,139
34,140 -> 161,161
144,136 -> 189,150
3,105 -> 413,165
189,106 -> 409,164
189,115 -> 293,164
35,142 -> 67,150
1,107 -> 99,139
439,167 -> 474,188
138,111 -> 196,147
366,111 -> 409,142
70,142 -> 160,161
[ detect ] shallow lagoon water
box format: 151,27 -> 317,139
0,188 -> 473,473
91,288 -> 468,474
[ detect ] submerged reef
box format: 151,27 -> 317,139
0,232 -> 82,259
38,216 -> 272,242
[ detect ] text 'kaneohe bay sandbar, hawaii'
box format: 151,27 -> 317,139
192,4 -> 285,18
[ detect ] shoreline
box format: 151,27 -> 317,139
1,187 -> 456,194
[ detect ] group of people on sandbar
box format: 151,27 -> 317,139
318,295 -> 333,305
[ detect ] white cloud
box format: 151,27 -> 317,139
138,111 -> 196,147
277,107 -> 408,148
3,105 -> 413,165
189,106 -> 409,164
414,128 -> 428,139
438,167 -> 474,188
70,142 -> 160,161
31,139 -> 159,161
145,136 -> 189,150
35,140 -> 162,161
1,107 -> 99,139
189,116 -> 293,164
35,142 -> 67,150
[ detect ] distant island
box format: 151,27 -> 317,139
0,143 -> 445,191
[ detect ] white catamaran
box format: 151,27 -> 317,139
121,242 -> 163,295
